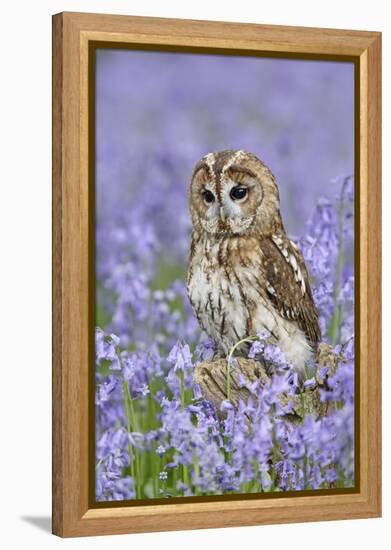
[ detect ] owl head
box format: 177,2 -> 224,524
189,150 -> 283,237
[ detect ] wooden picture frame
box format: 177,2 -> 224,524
52,11 -> 381,537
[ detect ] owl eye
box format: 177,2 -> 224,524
202,190 -> 215,204
230,186 -> 248,200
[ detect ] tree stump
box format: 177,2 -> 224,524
194,343 -> 339,420
194,357 -> 269,411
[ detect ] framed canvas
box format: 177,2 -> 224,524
52,12 -> 382,537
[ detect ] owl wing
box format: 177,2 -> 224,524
259,234 -> 321,345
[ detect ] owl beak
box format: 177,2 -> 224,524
219,207 -> 226,222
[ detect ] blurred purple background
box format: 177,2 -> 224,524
96,49 -> 354,244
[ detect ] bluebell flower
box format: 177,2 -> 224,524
167,341 -> 193,372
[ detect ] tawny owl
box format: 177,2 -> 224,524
187,150 -> 320,375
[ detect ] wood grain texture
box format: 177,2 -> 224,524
364,32 -> 382,516
52,11 -> 382,538
66,11 -> 378,55
52,12 -> 63,537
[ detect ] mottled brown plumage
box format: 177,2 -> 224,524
260,235 -> 320,344
187,150 -> 320,374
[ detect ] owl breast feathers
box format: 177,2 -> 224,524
187,149 -> 320,376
